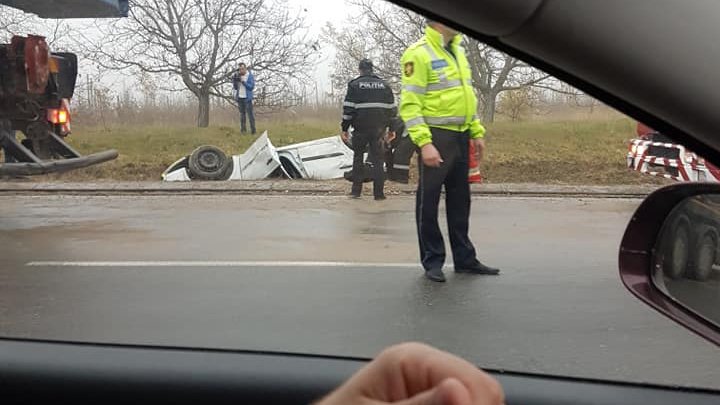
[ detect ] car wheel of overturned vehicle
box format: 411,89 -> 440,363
664,216 -> 691,279
691,226 -> 717,281
188,145 -> 233,181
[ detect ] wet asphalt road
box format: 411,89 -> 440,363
0,194 -> 718,389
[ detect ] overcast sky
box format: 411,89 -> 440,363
294,0 -> 350,27
3,1 -> 385,96
289,0 -> 352,91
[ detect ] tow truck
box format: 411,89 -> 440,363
0,0 -> 128,176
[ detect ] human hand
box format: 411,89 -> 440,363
316,342 -> 504,405
473,138 -> 485,163
421,144 -> 444,168
386,131 -> 397,144
341,131 -> 350,143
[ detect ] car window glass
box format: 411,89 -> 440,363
0,0 -> 717,390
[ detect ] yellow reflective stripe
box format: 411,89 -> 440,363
423,44 -> 441,61
425,116 -> 467,126
427,79 -> 462,91
405,117 -> 426,128
422,43 -> 464,92
403,84 -> 427,94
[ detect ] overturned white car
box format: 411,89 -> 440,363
162,132 -> 358,182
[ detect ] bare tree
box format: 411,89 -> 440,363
80,0 -> 318,127
464,41 -> 551,122
1,5 -> 76,49
325,0 -> 557,123
323,0 -> 423,99
42,19 -> 73,48
0,5 -> 30,41
497,86 -> 539,121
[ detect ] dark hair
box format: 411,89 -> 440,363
359,58 -> 373,73
239,63 -> 247,68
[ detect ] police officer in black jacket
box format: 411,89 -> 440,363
341,59 -> 396,200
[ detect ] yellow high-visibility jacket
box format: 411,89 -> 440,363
400,26 -> 485,147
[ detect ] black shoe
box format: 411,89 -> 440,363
455,261 -> 500,275
350,185 -> 362,198
349,192 -> 361,199
424,268 -> 446,282
374,195 -> 387,201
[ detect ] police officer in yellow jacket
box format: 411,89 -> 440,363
400,20 -> 500,282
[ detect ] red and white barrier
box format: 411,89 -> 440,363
627,139 -> 720,182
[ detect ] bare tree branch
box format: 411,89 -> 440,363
76,0 -> 319,127
0,5 -> 30,40
325,0 -> 574,122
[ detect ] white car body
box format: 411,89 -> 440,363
162,132 -> 356,182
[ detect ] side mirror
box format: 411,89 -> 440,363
620,183 -> 720,346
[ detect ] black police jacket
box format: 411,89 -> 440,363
341,74 -> 396,133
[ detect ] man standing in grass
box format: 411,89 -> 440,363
232,63 -> 256,135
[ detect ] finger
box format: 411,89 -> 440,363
434,378 -> 472,405
377,344 -> 504,405
393,378 -> 471,405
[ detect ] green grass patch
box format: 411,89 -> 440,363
482,118 -> 666,185
50,120 -> 338,181
45,117 -> 663,185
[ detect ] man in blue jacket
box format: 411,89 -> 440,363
232,63 -> 256,134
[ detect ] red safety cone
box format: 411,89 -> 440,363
468,140 -> 483,184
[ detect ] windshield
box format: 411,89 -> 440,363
0,0 -> 718,391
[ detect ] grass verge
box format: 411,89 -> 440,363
40,117 -> 665,185
46,120 -> 338,181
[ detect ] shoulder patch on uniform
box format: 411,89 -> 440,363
404,62 -> 415,77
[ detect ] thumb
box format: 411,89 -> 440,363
393,378 -> 471,405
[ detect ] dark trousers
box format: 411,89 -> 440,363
387,135 -> 415,183
352,129 -> 385,197
238,99 -> 256,134
416,128 -> 477,271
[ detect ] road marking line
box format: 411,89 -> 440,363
26,261 -> 433,268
